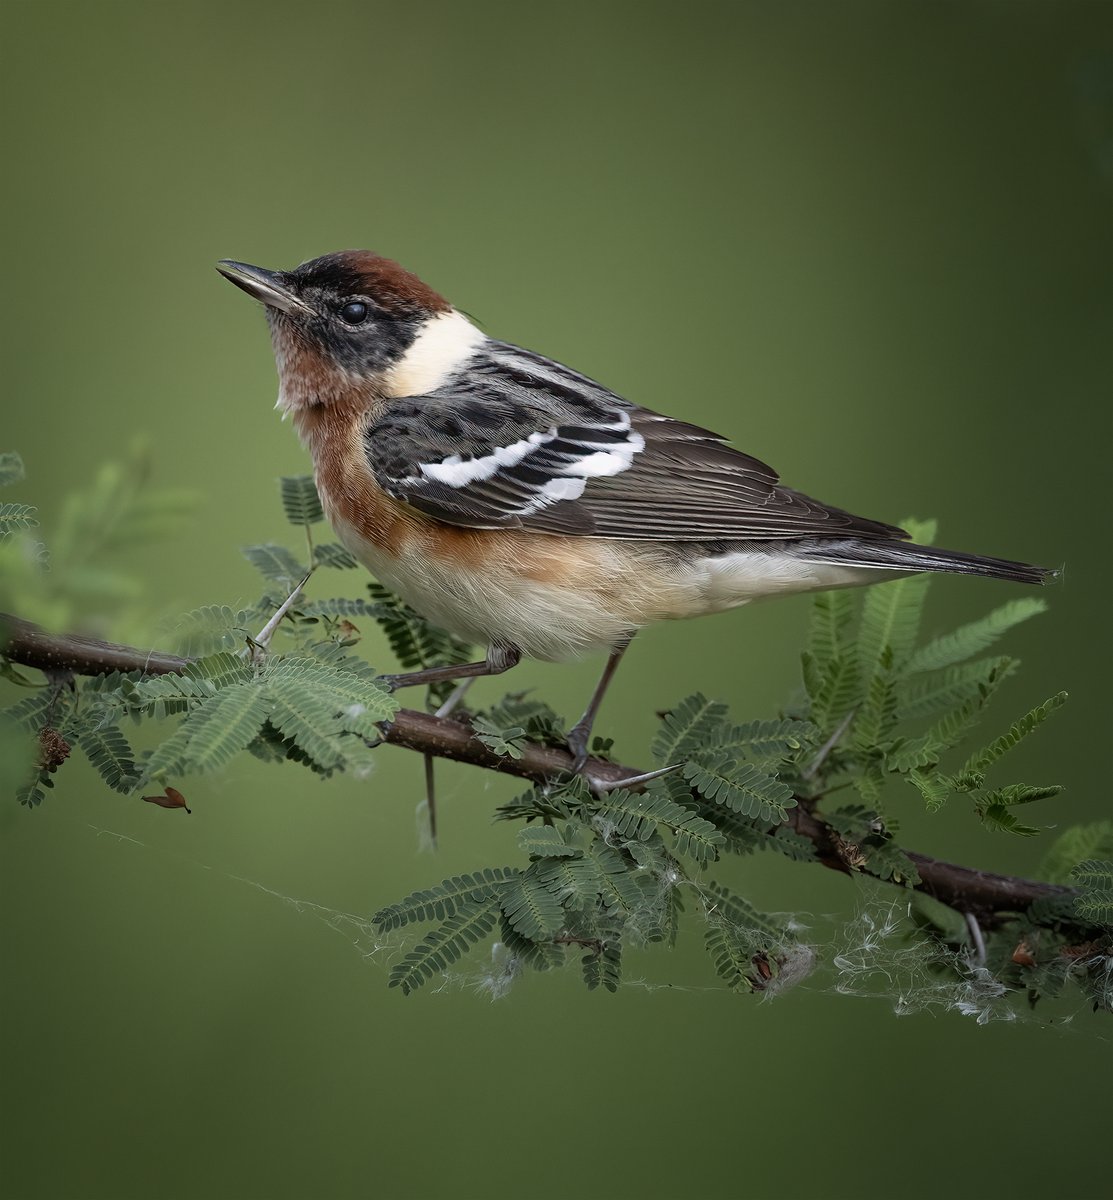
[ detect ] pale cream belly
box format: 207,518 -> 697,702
328,511 -> 876,662
329,513 -> 697,659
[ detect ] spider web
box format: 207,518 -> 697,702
82,821 -> 1111,1036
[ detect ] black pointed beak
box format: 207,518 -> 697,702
216,260 -> 317,316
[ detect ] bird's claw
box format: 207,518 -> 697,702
566,724 -> 591,774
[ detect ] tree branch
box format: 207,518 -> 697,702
0,611 -> 1076,921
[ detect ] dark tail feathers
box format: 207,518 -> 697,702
803,538 -> 1059,586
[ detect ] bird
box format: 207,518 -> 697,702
217,250 -> 1056,768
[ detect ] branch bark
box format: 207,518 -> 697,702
0,611 -> 1075,922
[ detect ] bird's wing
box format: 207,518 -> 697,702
366,339 -> 907,543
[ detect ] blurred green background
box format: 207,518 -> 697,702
2,1 -> 1111,1197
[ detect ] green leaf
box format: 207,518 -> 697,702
295,597 -> 385,621
764,828 -> 817,862
705,717 -> 817,763
534,855 -> 605,910
388,896 -> 503,995
17,772 -> 54,808
1077,891 -> 1113,923
142,683 -> 270,779
960,692 -> 1067,776
584,842 -> 647,914
471,715 -> 527,759
806,589 -> 855,674
0,503 -> 39,535
2,690 -> 62,733
279,475 -> 324,525
128,671 -> 220,706
907,598 -> 1047,674
701,883 -> 800,994
245,723 -> 294,765
887,669 -> 1010,773
366,581 -> 473,671
905,769 -> 953,813
79,723 -> 139,792
1039,822 -> 1113,884
481,694 -> 566,745
184,651 -> 256,690
977,783 -> 1063,807
853,664 -> 899,751
241,543 -> 307,586
853,531 -> 934,739
651,693 -> 728,765
372,867 -> 519,930
865,841 -> 920,884
0,452 -> 26,486
639,867 -> 685,946
313,542 -> 358,569
264,688 -> 344,771
704,921 -> 757,992
702,881 -> 785,940
265,657 -> 397,724
977,803 -> 1040,837
500,868 -> 566,939
1070,860 -> 1113,924
496,916 -> 567,973
165,604 -> 255,656
682,754 -> 795,823
517,826 -> 580,859
594,784 -> 724,864
581,933 -> 623,992
1068,860 -> 1113,890
858,555 -> 934,679
808,652 -> 861,735
896,656 -> 1018,721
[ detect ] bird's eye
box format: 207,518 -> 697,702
339,301 -> 369,325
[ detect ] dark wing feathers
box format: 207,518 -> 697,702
366,340 -> 907,544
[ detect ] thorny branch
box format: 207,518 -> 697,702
0,611 -> 1077,923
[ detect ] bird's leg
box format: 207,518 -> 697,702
566,633 -> 635,772
381,643 -> 521,692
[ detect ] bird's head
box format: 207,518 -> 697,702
217,250 -> 485,413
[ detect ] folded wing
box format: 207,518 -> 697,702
366,340 -> 907,544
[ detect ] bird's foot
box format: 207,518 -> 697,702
566,722 -> 592,774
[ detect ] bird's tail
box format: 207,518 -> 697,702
800,538 -> 1059,586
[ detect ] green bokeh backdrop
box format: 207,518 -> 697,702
2,2 -> 1110,1198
